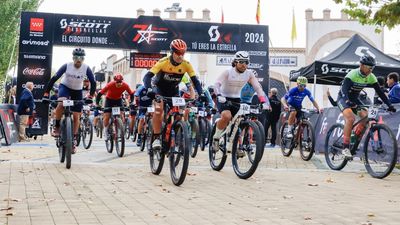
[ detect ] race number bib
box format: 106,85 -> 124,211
190,107 -> 198,113
62,100 -> 74,107
147,107 -> 155,113
368,107 -> 378,119
198,110 -> 206,117
83,105 -> 90,111
250,108 -> 259,114
172,97 -> 185,106
112,107 -> 121,116
239,104 -> 250,115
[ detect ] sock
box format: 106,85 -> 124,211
214,127 -> 223,139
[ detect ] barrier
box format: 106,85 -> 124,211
0,104 -> 19,145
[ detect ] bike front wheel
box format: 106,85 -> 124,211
64,117 -> 73,169
299,120 -> 315,161
169,120 -> 190,186
324,123 -> 347,170
148,120 -> 165,175
208,122 -> 227,171
363,124 -> 398,179
280,121 -> 294,157
82,119 -> 93,149
232,121 -> 263,179
114,118 -> 125,157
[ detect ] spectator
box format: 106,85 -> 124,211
386,72 -> 400,104
265,88 -> 281,147
8,85 -> 17,104
327,88 -> 337,107
374,77 -> 388,105
17,82 -> 35,142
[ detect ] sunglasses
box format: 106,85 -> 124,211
116,81 -> 123,84
237,60 -> 249,65
364,65 -> 375,70
299,84 -> 306,88
174,51 -> 185,56
73,56 -> 84,61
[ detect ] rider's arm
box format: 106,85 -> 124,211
372,82 -> 392,107
214,70 -> 229,95
249,75 -> 269,105
190,76 -> 203,96
204,89 -> 214,108
340,78 -> 352,103
86,67 -> 96,96
125,85 -> 135,104
306,89 -> 320,111
189,85 -> 196,99
143,71 -> 155,89
95,84 -> 109,105
44,64 -> 67,94
328,95 -> 337,106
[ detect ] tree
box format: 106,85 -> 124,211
0,0 -> 42,81
334,0 -> 400,31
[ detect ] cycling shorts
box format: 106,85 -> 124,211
58,84 -> 83,112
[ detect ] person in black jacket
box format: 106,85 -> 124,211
265,88 -> 281,147
17,82 -> 35,141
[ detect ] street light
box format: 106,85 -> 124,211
123,50 -> 130,61
99,61 -> 107,88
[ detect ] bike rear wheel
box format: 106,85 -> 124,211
169,120 -> 190,186
105,122 -> 114,153
253,120 -> 265,159
190,119 -> 199,158
232,121 -> 263,179
114,118 -> 125,157
148,120 -> 165,175
363,124 -> 398,179
299,121 -> 315,161
324,123 -> 347,170
208,122 -> 227,171
201,118 -> 212,151
132,118 -> 139,142
82,119 -> 93,149
280,121 -> 294,157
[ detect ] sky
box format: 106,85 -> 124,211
35,0 -> 400,71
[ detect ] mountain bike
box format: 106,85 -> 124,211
79,105 -> 93,149
187,104 -> 200,158
280,108 -> 317,161
147,96 -> 191,186
94,110 -> 103,139
139,106 -> 154,152
197,105 -> 214,152
325,105 -> 398,179
209,101 -> 263,179
103,106 -> 127,157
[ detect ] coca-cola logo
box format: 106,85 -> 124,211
23,68 -> 45,76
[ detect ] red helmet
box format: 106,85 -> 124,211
113,73 -> 124,82
170,39 -> 187,54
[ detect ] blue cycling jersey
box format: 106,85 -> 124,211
240,83 -> 255,104
134,86 -> 152,107
284,87 -> 314,108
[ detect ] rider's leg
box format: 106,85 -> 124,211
342,108 -> 355,157
103,112 -> 111,128
129,114 -> 135,133
184,108 -> 190,121
355,109 -> 368,137
152,100 -> 164,148
214,110 -> 232,139
286,111 -> 297,137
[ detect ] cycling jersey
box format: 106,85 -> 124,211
150,56 -> 195,94
215,68 -> 265,98
134,86 -> 152,107
240,83 -> 255,103
99,81 -> 134,100
338,68 -> 391,109
284,87 -> 314,109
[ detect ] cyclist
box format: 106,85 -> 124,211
212,51 -> 269,148
143,39 -> 204,149
134,84 -> 153,146
281,76 -> 321,139
95,73 -> 134,137
337,54 -> 395,157
43,48 -> 96,152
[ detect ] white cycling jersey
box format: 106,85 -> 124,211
215,67 -> 265,98
60,62 -> 89,90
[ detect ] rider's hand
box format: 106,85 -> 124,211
388,105 -> 396,113
84,98 -> 93,104
217,95 -> 226,103
319,108 -> 324,114
43,92 -> 49,97
95,105 -> 102,110
283,105 -> 289,111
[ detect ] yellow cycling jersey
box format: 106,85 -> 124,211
150,56 -> 196,92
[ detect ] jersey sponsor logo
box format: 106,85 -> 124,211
163,74 -> 181,82
60,18 -> 111,35
132,24 -> 168,44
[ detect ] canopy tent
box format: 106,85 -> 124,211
289,34 -> 400,85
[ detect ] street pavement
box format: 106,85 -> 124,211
0,135 -> 399,225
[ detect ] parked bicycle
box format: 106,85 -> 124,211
147,96 -> 191,186
209,101 -> 264,179
280,108 -> 318,161
325,105 -> 398,179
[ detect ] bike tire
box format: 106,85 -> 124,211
114,118 -> 125,157
132,118 -> 139,142
198,118 -> 206,151
169,120 -> 190,186
125,118 -> 131,140
82,119 -> 93,149
232,121 -> 263,179
324,123 -> 348,170
202,118 -> 212,150
363,124 -> 398,179
190,119 -> 199,158
299,120 -> 315,161
64,117 -> 73,169
58,122 -> 65,163
75,126 -> 82,147
105,122 -> 114,153
148,120 -> 165,175
208,122 -> 227,171
280,121 -> 294,157
253,120 -> 265,160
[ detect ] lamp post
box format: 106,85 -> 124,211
100,61 -> 107,89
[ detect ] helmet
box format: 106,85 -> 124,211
72,48 -> 85,56
360,54 -> 376,66
170,39 -> 187,54
296,76 -> 308,85
234,51 -> 250,62
113,73 -> 124,82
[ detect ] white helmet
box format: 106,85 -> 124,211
234,51 -> 250,61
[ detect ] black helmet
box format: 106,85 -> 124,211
72,48 -> 85,56
360,54 -> 376,66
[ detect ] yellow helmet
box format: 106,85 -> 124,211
296,76 -> 307,85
